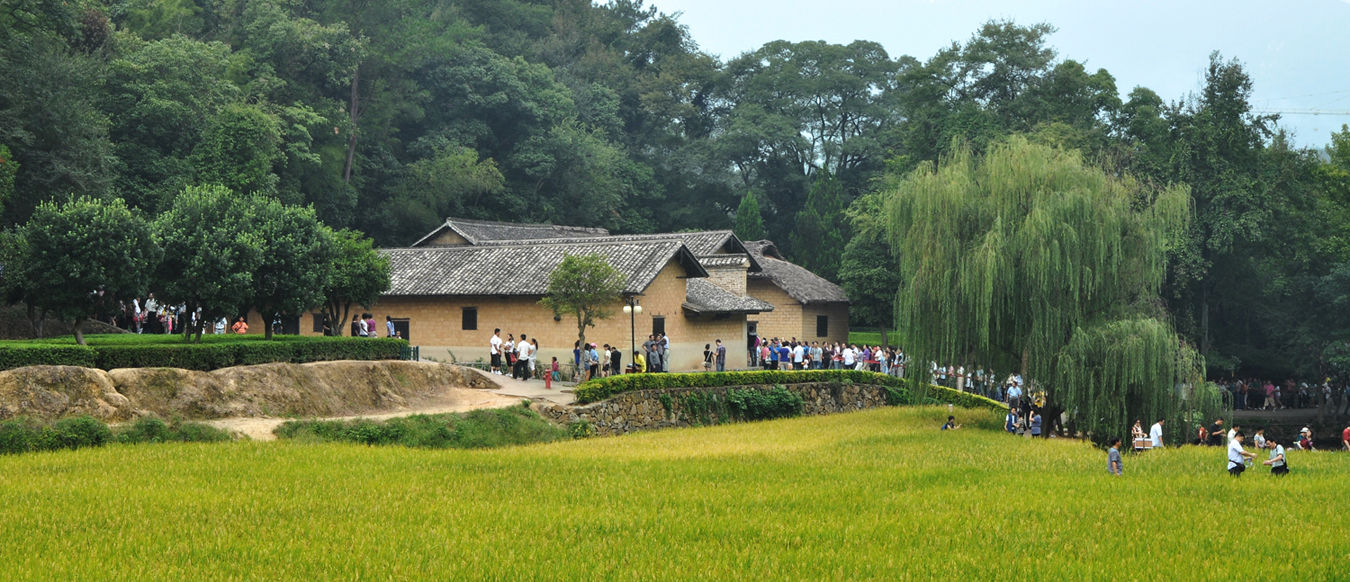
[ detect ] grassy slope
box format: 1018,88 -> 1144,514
0,407 -> 1344,581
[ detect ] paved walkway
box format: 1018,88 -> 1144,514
467,368 -> 577,406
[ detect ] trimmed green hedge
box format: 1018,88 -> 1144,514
0,337 -> 407,372
574,370 -> 1008,412
0,345 -> 98,370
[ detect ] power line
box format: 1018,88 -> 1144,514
1251,109 -> 1350,116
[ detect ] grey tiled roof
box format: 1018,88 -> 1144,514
696,254 -> 751,268
383,240 -> 707,297
683,279 -> 774,314
743,240 -> 850,304
411,218 -> 610,247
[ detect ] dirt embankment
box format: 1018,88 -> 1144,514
0,360 -> 497,423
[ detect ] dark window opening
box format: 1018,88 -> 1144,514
312,313 -> 326,333
652,316 -> 665,336
462,307 -> 478,331
392,318 -> 410,342
816,315 -> 829,338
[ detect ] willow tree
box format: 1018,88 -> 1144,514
886,138 -> 1223,443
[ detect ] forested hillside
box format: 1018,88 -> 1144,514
2,0 -> 1350,379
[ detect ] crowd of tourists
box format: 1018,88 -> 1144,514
748,337 -> 907,374
1217,377 -> 1350,413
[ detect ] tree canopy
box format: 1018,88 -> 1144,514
885,138 -> 1219,442
540,253 -> 626,352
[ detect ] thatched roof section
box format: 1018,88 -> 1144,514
742,240 -> 849,305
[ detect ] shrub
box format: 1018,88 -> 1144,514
726,386 -> 803,421
574,369 -> 1007,412
0,416 -> 113,454
114,417 -> 232,444
0,336 -> 407,372
274,407 -> 567,449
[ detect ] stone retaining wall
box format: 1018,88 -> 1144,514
533,382 -> 889,436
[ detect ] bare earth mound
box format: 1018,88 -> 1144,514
0,360 -> 496,423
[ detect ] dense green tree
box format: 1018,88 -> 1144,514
732,193 -> 766,241
540,253 -> 626,352
0,34 -> 114,223
839,192 -> 900,345
192,104 -> 283,197
886,138 -> 1222,442
788,173 -> 849,281
104,35 -> 239,210
0,145 -> 17,210
320,229 -> 392,336
153,185 -> 265,342
19,197 -> 161,345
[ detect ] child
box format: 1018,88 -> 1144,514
546,357 -> 558,390
942,416 -> 961,430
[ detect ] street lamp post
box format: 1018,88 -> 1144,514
622,296 -> 641,373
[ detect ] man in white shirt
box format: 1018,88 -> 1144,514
792,343 -> 805,368
1227,431 -> 1256,476
1149,419 -> 1165,449
514,334 -> 531,380
489,329 -> 503,375
842,346 -> 856,368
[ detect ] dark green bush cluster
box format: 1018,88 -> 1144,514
0,415 -> 234,455
575,370 -> 1007,412
0,416 -> 113,454
0,336 -> 407,372
726,386 -> 803,421
274,406 -> 567,449
114,417 -> 232,444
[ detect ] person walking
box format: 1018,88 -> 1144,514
1227,431 -> 1256,477
1107,437 -> 1124,476
715,339 -> 727,372
529,339 -> 539,379
1263,438 -> 1288,476
385,315 -> 395,338
1149,418 -> 1165,449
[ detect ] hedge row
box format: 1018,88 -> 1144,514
574,369 -> 1008,412
0,337 -> 407,372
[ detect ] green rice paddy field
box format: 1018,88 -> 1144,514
1,406 -> 1345,580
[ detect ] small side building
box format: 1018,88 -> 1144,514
741,240 -> 850,347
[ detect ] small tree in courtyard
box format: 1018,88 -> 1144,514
321,229 -> 391,336
540,253 -> 626,352
20,197 -> 161,345
246,198 -> 334,339
154,185 -> 265,343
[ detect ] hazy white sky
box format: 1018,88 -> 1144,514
648,0 -> 1350,148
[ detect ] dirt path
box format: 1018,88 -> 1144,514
204,388 -> 522,441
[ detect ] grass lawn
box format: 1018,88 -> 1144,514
1,406 -> 1344,580
848,330 -> 887,346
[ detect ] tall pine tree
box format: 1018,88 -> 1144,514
789,172 -> 849,280
733,193 -> 767,241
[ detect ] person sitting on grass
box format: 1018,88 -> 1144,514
1107,437 -> 1123,476
1262,438 -> 1288,476
1227,431 -> 1257,477
1343,423 -> 1350,452
942,416 -> 961,430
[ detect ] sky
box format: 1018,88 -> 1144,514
646,0 -> 1350,148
